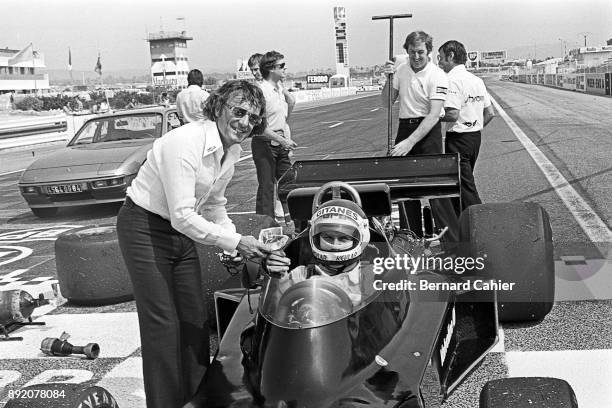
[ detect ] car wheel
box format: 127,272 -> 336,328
479,377 -> 577,407
5,384 -> 118,408
31,207 -> 58,218
196,214 -> 278,327
55,225 -> 133,305
458,203 -> 554,322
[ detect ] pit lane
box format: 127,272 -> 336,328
0,85 -> 610,407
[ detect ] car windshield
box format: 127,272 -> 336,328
258,264 -> 381,330
69,113 -> 163,145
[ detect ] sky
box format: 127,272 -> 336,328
2,0 -> 611,73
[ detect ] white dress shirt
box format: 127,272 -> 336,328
127,120 -> 242,252
176,85 -> 210,123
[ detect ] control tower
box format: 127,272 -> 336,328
146,30 -> 193,89
332,6 -> 350,87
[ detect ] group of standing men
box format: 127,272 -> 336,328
116,32 -> 496,408
381,31 -> 495,243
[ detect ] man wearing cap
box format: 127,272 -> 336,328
380,30 -> 458,244
438,40 -> 495,216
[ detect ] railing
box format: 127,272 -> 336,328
147,31 -> 192,41
0,74 -> 47,80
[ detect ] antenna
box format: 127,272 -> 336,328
578,32 -> 592,47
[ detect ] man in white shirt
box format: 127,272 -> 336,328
251,51 -> 297,224
438,40 -> 495,216
176,69 -> 210,124
249,52 -> 296,226
117,80 -> 289,408
380,31 -> 459,245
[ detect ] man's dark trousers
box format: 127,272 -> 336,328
252,136 -> 292,218
445,130 -> 482,217
395,119 -> 459,244
116,199 -> 209,408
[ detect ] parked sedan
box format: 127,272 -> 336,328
19,106 -> 181,217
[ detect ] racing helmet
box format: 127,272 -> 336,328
309,199 -> 370,274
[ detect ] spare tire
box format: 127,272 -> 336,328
5,384 -> 119,408
55,225 -> 133,306
458,203 -> 554,322
196,214 -> 278,325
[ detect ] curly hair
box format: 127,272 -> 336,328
203,80 -> 267,135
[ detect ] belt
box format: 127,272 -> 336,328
446,130 -> 481,136
124,196 -> 165,220
399,117 -> 425,124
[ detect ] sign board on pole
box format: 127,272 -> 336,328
236,59 -> 254,80
480,51 -> 507,60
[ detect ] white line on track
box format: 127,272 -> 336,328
328,122 -> 344,128
321,119 -> 373,124
237,154 -> 252,163
491,96 -> 612,244
370,108 -> 380,112
227,211 -> 256,215
0,169 -> 25,177
0,269 -> 29,279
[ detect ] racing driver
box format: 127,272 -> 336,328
276,198 -> 372,306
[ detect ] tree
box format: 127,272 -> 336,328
203,76 -> 217,85
607,38 -> 612,45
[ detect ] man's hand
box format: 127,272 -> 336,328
280,137 -> 297,150
391,138 -> 416,156
381,60 -> 395,75
236,235 -> 271,259
265,251 -> 291,274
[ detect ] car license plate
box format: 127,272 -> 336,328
46,184 -> 83,194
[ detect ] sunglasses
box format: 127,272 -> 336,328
273,62 -> 286,70
225,104 -> 262,126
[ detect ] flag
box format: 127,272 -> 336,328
68,48 -> 72,71
9,43 -> 34,65
94,53 -> 102,76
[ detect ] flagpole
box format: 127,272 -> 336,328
32,43 -> 37,94
68,47 -> 73,84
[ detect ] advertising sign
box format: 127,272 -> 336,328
306,75 -> 329,84
480,51 -> 507,60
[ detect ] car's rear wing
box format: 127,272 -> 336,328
278,154 -> 461,220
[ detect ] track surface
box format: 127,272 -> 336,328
0,84 -> 610,407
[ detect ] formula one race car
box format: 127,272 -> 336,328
5,155 -> 575,408
189,155 -> 573,408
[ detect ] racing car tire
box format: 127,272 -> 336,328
31,207 -> 58,218
479,377 -> 578,407
55,225 -> 133,305
5,384 -> 119,408
196,214 -> 278,325
458,203 -> 554,322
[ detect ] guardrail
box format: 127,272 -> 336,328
0,119 -> 67,140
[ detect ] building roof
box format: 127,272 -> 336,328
0,48 -> 21,57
